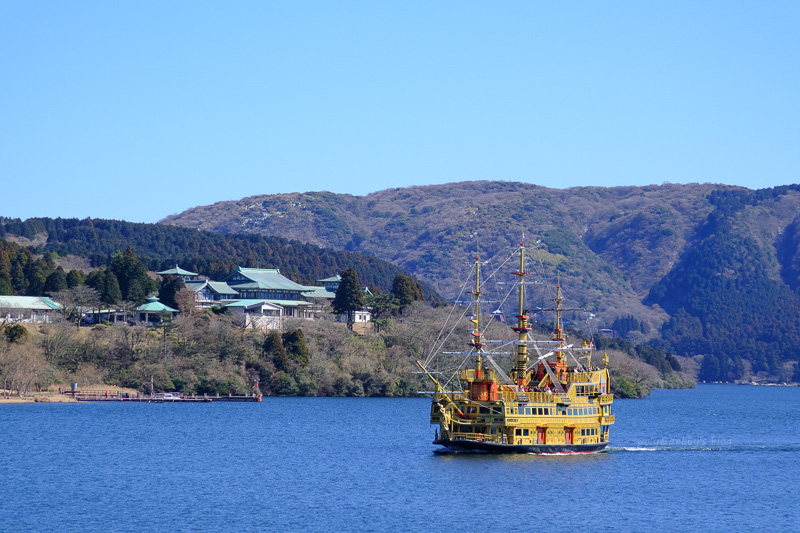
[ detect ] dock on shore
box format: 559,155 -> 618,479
65,391 -> 262,403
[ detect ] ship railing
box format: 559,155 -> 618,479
598,395 -> 614,404
601,415 -> 615,424
497,389 -> 572,405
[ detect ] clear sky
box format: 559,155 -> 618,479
1,1 -> 798,223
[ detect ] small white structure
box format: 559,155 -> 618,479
224,299 -> 283,330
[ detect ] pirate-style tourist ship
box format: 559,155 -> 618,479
417,239 -> 615,453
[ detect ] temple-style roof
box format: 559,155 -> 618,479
223,299 -> 284,309
301,286 -> 336,299
156,265 -> 198,277
223,267 -> 308,292
184,280 -> 238,295
134,297 -> 178,313
0,296 -> 62,310
224,298 -> 311,309
317,275 -> 342,283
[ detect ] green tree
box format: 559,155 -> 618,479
3,324 -> 28,343
283,329 -> 309,367
66,269 -> 85,288
365,292 -> 400,331
391,274 -> 424,310
332,268 -> 365,327
11,262 -> 25,293
699,354 -> 721,382
0,275 -> 12,295
44,268 -> 68,294
263,330 -> 289,372
158,275 -> 185,310
109,248 -> 155,303
102,272 -> 123,305
26,263 -> 48,296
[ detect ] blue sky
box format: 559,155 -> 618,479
1,1 -> 798,223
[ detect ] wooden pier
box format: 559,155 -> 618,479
66,390 -> 261,403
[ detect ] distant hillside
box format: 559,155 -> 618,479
162,181 -> 800,383
0,217 -> 439,299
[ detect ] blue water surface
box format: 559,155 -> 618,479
1,385 -> 798,532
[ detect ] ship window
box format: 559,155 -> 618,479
568,409 -> 573,415
525,408 -> 531,415
536,408 -> 542,415
491,428 -> 496,434
479,407 -> 490,414
544,408 -> 549,415
515,429 -> 522,436
523,429 -> 529,436
581,429 -> 586,436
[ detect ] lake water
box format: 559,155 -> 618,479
1,385 -> 798,532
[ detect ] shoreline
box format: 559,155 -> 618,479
0,394 -> 78,404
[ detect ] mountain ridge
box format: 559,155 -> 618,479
161,180 -> 800,382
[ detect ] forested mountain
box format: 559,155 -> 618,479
0,217 -> 440,299
163,181 -> 800,383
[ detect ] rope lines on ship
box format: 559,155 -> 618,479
422,262 -> 475,368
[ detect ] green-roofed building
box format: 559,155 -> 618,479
222,267 -> 318,318
318,275 -> 342,293
0,296 -> 62,324
156,264 -> 198,281
301,286 -> 337,300
185,280 -> 238,307
134,296 -> 179,324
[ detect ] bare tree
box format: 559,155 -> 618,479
117,300 -> 137,323
53,286 -> 101,328
0,340 -> 49,397
174,288 -> 198,317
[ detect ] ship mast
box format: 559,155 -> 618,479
552,272 -> 567,380
468,249 -> 485,378
512,238 -> 532,388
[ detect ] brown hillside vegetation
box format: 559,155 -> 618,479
1,302 -> 673,400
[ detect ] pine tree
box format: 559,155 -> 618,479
0,275 -> 12,295
333,268 -> 365,315
263,331 -> 290,372
283,329 -> 310,367
158,275 -> 184,309
391,274 -> 424,310
66,270 -> 85,288
11,261 -> 25,293
103,272 -> 123,305
699,354 -> 721,382
110,248 -> 155,303
27,266 -> 47,296
44,268 -> 68,294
